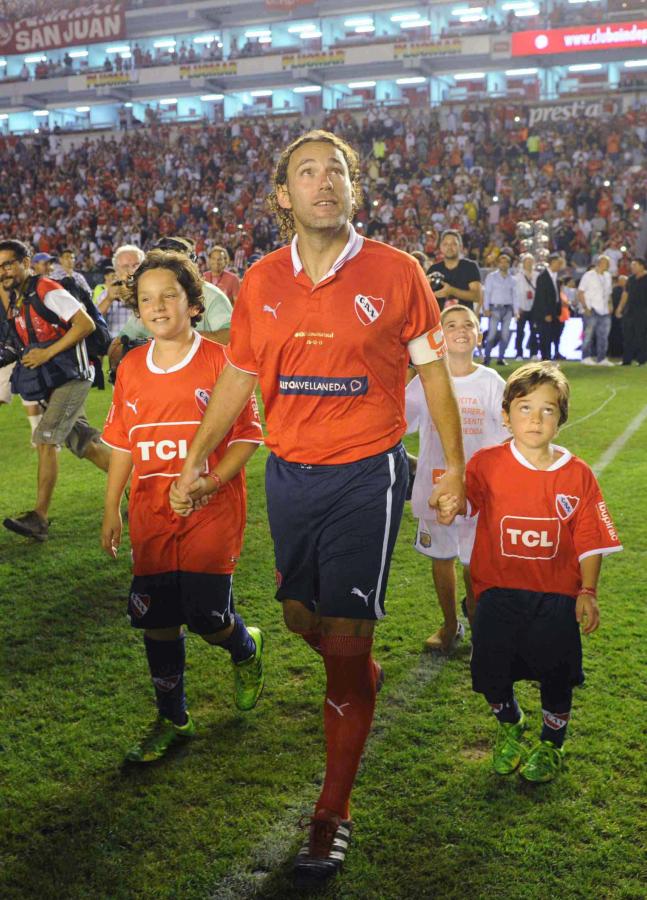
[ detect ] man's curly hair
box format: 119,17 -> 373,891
124,249 -> 205,327
267,130 -> 362,242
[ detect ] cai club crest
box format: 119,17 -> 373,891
354,293 -> 384,326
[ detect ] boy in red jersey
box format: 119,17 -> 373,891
101,250 -> 264,764
171,131 -> 465,881
439,362 -> 622,782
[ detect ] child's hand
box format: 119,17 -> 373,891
101,511 -> 122,559
434,492 -> 459,525
576,592 -> 600,635
186,476 -> 215,510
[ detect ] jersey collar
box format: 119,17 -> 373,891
290,224 -> 364,282
510,439 -> 572,471
146,330 -> 201,374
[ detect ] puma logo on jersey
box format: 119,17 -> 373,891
263,302 -> 281,319
351,587 -> 374,607
500,516 -> 560,559
326,699 -> 351,717
125,399 -> 138,415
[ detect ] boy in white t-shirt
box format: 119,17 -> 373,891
406,305 -> 508,651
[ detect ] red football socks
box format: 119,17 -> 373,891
316,634 -> 379,821
301,632 -> 322,655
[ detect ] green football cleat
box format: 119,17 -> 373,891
125,713 -> 195,764
233,627 -> 265,711
519,740 -> 565,783
492,711 -> 527,775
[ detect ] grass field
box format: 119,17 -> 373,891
1,363 -> 646,900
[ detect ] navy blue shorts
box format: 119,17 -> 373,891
128,571 -> 234,635
471,587 -> 584,697
265,442 -> 408,620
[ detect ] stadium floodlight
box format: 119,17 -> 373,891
568,0 -> 601,4
106,46 -> 129,53
603,180 -> 611,186
568,63 -> 603,72
288,24 -> 317,33
25,55 -> 47,63
396,76 -> 427,84
501,1 -> 536,8
373,200 -> 379,206
33,110 -> 49,116
244,29 -> 272,38
506,67 -> 539,75
492,195 -> 499,202
400,19 -> 431,27
200,94 -> 224,101
293,85 -> 322,93
634,204 -> 641,211
0,113 -> 8,119
451,6 -> 483,15
620,245 -> 627,251
68,50 -> 88,58
212,206 -> 220,213
75,106 -> 91,112
0,61 -> 6,67
259,36 -> 272,43
355,25 -> 375,33
153,39 -> 176,48
453,72 -> 486,80
120,51 -> 132,58
514,8 -> 540,15
193,35 -> 218,44
300,30 -> 322,38
348,80 -> 376,88
344,16 -> 373,26
159,98 -> 178,105
390,12 -> 421,21
250,89 -> 273,97
124,102 -> 133,108
460,14 -> 487,21
624,59 -> 647,68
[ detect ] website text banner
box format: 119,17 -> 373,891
0,3 -> 125,54
512,20 -> 647,55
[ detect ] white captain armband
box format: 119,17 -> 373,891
408,324 -> 448,365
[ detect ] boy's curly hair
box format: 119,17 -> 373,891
267,130 -> 362,242
124,249 -> 205,327
503,362 -> 570,426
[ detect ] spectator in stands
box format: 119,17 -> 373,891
203,245 -> 241,304
483,250 -> 516,367
578,256 -> 614,366
532,253 -> 564,361
31,252 -> 55,277
514,253 -> 537,359
617,257 -> 647,366
428,230 -> 482,313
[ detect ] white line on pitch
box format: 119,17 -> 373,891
560,386 -> 618,432
593,401 -> 647,476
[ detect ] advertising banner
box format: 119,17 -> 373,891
394,39 -> 463,59
281,50 -> 345,70
511,20 -> 647,55
179,61 -> 238,78
0,3 -> 125,54
86,71 -> 135,88
527,98 -> 620,127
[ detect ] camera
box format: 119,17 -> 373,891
429,271 -> 446,293
0,339 -> 20,368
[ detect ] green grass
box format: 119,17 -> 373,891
1,363 -> 646,900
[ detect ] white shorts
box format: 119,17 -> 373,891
414,515 -> 476,566
0,362 -> 13,404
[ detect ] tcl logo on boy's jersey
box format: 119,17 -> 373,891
500,516 -> 561,559
354,293 -> 384,325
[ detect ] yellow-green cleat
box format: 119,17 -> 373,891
519,740 -> 565,783
125,713 -> 195,764
492,711 -> 527,775
233,627 -> 265,711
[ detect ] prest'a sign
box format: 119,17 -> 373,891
527,98 -> 619,127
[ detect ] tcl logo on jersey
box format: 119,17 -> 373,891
354,293 -> 384,326
500,516 -> 560,559
136,439 -> 188,461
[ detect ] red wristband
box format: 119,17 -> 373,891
206,471 -> 222,492
578,587 -> 597,598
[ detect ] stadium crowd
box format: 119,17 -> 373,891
0,102 -> 644,279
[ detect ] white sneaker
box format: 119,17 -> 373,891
581,357 -> 597,366
596,358 -> 616,367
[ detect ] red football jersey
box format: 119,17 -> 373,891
226,228 -> 442,464
102,333 -> 263,576
467,440 -> 622,600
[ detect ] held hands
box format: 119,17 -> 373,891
428,469 -> 466,525
22,346 -> 53,369
170,476 -> 214,517
434,492 -> 461,525
576,592 -> 600,635
101,510 -> 122,559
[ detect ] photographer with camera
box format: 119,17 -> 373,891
0,239 -> 110,542
427,230 -> 482,315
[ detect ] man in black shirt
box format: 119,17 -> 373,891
428,230 -> 482,313
617,257 -> 647,365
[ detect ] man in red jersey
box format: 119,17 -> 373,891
171,131 -> 465,882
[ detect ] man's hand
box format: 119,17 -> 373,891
432,282 -> 452,300
22,346 -> 53,369
428,469 -> 466,525
576,592 -> 600,635
170,476 -> 214,516
101,510 -> 122,558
